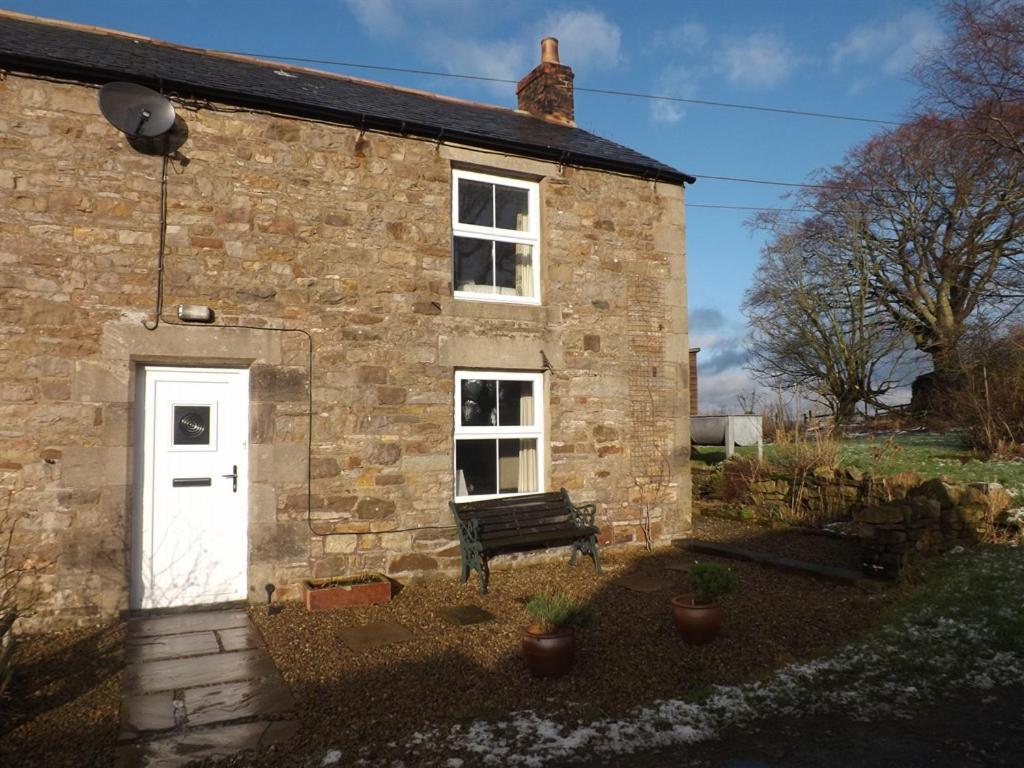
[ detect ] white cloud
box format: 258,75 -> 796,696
650,64 -> 699,124
699,367 -> 760,414
536,10 -> 622,72
718,30 -> 799,89
653,22 -> 709,52
425,36 -> 528,86
342,0 -> 406,40
831,9 -> 944,75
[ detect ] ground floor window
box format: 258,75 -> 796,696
454,370 -> 543,500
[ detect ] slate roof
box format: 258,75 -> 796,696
0,13 -> 694,185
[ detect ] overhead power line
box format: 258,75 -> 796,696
688,203 -> 817,212
224,50 -> 903,127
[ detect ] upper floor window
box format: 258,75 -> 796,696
452,169 -> 540,304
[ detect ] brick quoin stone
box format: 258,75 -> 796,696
0,69 -> 690,630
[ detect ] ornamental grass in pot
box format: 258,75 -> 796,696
522,592 -> 595,678
671,563 -> 737,644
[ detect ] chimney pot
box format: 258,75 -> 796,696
541,37 -> 560,64
516,37 -> 575,126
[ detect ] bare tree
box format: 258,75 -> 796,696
804,114 -> 1024,407
917,1 -> 1024,157
744,214 -> 908,422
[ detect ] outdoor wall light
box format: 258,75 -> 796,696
176,304 -> 214,323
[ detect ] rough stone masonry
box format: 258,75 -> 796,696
0,71 -> 691,630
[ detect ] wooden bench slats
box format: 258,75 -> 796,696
478,523 -> 571,538
457,493 -> 564,510
472,508 -> 570,525
459,499 -> 566,517
485,524 -> 600,545
450,488 -> 602,594
462,504 -> 567,522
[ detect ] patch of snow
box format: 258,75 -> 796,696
396,548 -> 1024,766
321,749 -> 343,766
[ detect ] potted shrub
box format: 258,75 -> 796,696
671,563 -> 737,644
522,592 -> 594,678
303,573 -> 392,611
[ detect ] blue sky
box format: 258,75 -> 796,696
3,0 -> 947,410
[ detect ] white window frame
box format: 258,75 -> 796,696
451,169 -> 541,305
453,369 -> 545,502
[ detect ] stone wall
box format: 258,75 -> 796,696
857,478 -> 1012,579
0,73 -> 691,629
708,463 -> 1012,579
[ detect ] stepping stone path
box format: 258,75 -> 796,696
116,608 -> 297,768
337,620 -> 413,651
437,605 -> 496,626
612,573 -> 676,593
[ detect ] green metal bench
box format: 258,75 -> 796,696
449,488 -> 603,594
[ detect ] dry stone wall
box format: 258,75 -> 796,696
714,463 -> 1013,579
0,74 -> 691,629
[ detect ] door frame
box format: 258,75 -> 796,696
131,364 -> 250,610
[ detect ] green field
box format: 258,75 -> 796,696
693,431 -> 1024,497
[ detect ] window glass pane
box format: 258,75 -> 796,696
456,438 -> 497,496
454,237 -> 493,293
498,438 -> 538,493
460,379 -> 496,427
494,241 -> 518,295
498,380 -> 534,426
493,243 -> 534,298
174,405 -> 210,445
458,179 -> 493,227
495,185 -> 529,231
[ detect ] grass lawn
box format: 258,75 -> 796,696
694,431 -> 1024,498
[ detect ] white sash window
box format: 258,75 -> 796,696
452,169 -> 540,304
454,370 -> 544,500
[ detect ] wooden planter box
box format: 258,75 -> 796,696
303,574 -> 391,611
0,610 -> 14,696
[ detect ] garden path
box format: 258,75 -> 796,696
115,608 -> 296,767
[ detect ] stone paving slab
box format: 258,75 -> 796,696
437,605 -> 496,626
663,561 -> 691,573
217,624 -> 262,652
186,678 -> 293,728
115,719 -> 298,768
119,608 -> 296,768
338,621 -> 413,651
127,630 -> 221,663
612,573 -> 676,593
124,648 -> 274,695
119,691 -> 178,740
129,609 -> 250,638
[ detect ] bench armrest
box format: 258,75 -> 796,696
450,503 -> 482,550
559,489 -> 597,528
572,502 -> 597,527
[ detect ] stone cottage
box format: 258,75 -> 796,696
0,12 -> 694,629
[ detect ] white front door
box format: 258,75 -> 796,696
136,366 -> 249,609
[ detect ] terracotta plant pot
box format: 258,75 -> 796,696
671,595 -> 723,644
304,574 -> 391,611
522,624 -> 576,677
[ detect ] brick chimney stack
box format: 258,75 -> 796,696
516,37 -> 575,126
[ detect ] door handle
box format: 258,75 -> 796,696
222,464 -> 238,493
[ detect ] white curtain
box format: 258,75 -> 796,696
518,386 -> 537,492
515,212 -> 533,297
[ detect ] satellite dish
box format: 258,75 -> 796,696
98,82 -> 176,138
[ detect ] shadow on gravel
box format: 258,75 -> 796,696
243,543 -> 886,767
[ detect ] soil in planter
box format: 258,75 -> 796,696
308,575 -> 386,590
